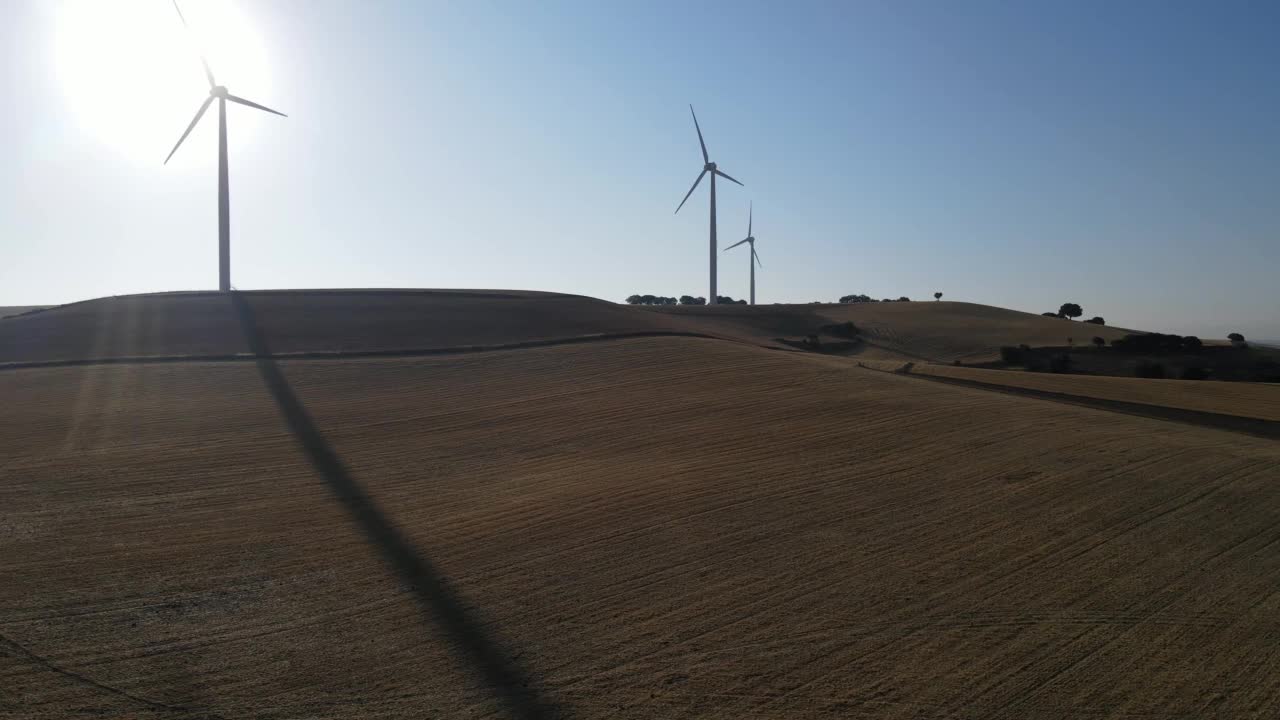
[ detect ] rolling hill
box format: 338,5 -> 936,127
3,290 -> 1278,719
0,306 -> 47,320
0,290 -> 692,365
2,292 -> 1131,366
652,300 -> 1134,362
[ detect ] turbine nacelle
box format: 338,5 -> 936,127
705,162 -> 717,172
211,85 -> 229,98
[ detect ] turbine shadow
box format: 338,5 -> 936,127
231,292 -> 560,720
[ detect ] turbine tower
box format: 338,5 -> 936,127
724,202 -> 762,305
675,105 -> 743,305
165,1 -> 286,292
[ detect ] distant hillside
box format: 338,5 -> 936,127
651,301 -> 1136,362
0,292 -> 1153,366
0,305 -> 49,319
0,290 -> 691,365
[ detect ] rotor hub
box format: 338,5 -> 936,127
211,85 -> 229,98
705,162 -> 716,171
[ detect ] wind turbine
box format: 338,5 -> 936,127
674,105 -> 743,306
724,202 -> 762,305
164,0 -> 286,292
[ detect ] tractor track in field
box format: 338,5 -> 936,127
0,330 -> 728,373
858,362 -> 1280,439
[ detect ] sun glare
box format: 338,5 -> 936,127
53,0 -> 273,166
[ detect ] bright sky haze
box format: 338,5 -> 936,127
3,0 -> 1277,340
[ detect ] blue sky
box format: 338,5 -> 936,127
3,0 -> 1277,340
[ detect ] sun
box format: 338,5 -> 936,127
52,0 -> 274,167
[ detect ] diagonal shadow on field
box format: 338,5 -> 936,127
231,293 -> 560,720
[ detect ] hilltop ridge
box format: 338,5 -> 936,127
0,290 -> 1138,366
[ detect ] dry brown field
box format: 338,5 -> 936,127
654,301 -> 1134,362
3,292 -> 1279,718
860,360 -> 1280,425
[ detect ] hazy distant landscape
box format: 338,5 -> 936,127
0,306 -> 47,319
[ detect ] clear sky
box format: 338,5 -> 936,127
3,0 -> 1277,340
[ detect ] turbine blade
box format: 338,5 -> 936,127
714,169 -> 744,187
748,201 -> 753,237
723,237 -> 750,251
225,94 -> 288,117
172,0 -> 217,87
164,96 -> 214,164
753,247 -> 762,268
674,168 -> 707,214
689,104 -> 708,164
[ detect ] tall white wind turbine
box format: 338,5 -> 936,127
674,105 -> 743,306
723,202 -> 762,305
164,1 -> 287,292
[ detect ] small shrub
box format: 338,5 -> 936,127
1085,316 -> 1106,325
1042,312 -> 1060,318
1180,366 -> 1209,380
1092,336 -> 1105,348
1000,346 -> 1025,365
1228,332 -> 1245,343
1135,361 -> 1166,379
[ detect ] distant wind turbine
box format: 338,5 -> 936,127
674,105 -> 743,306
723,202 -> 762,305
164,0 -> 286,292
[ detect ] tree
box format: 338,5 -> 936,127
934,292 -> 942,301
1181,366 -> 1209,380
1092,336 -> 1105,348
1183,336 -> 1203,352
1229,332 -> 1246,343
897,296 -> 910,302
1135,361 -> 1166,379
625,295 -> 643,305
679,295 -> 705,305
1113,332 -> 1189,353
1058,303 -> 1083,320
1085,316 -> 1105,325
